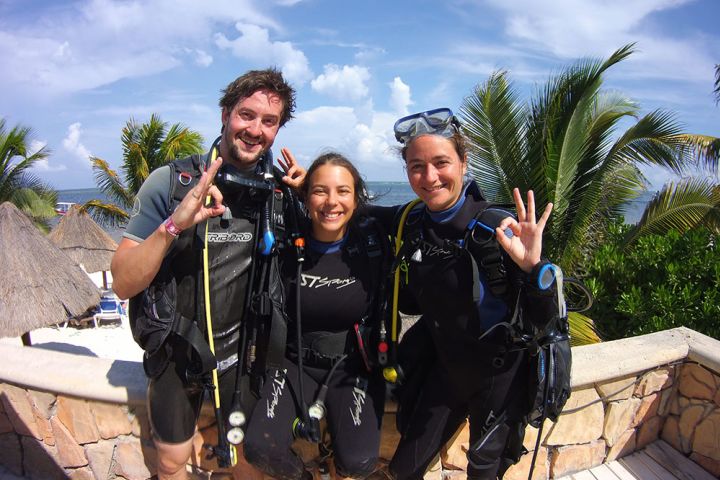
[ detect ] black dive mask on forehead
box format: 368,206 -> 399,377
209,135 -> 274,203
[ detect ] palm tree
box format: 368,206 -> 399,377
461,45 -> 720,344
461,44 -> 719,272
0,118 -> 57,230
85,114 -> 204,227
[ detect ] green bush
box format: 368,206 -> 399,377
583,223 -> 720,340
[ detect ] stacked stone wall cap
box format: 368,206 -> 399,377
692,408 -> 720,462
522,420 -> 553,451
29,390 -> 56,418
606,428 -> 636,462
84,440 -> 116,480
550,439 -> 606,478
68,466 -> 95,480
679,404 -> 707,453
660,415 -> 682,452
21,435 -> 65,480
0,383 -> 41,439
91,401 -> 133,439
596,375 -> 636,402
635,367 -> 674,397
50,416 -> 88,468
0,431 -> 23,476
604,397 -> 641,446
56,396 -> 100,444
545,387 -> 604,446
658,388 -> 674,416
0,409 -> 14,434
503,447 -> 548,480
113,438 -> 154,480
636,415 -> 664,449
679,364 -> 717,400
632,393 -> 660,429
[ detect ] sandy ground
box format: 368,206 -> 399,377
0,318 -> 144,362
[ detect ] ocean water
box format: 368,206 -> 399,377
57,183 -> 653,228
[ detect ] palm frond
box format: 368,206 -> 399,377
0,118 -> 57,227
162,123 -> 204,163
568,312 -> 602,346
671,133 -> 720,175
91,157 -> 132,210
461,71 -> 527,203
714,64 -> 720,105
625,177 -> 720,244
82,199 -> 130,229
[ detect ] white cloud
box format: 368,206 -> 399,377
214,23 -> 313,85
0,0 -> 277,96
311,65 -> 370,101
354,47 -> 386,63
389,77 -> 413,116
27,140 -> 67,172
31,159 -> 68,173
280,105 -> 403,180
478,0 -> 715,84
62,123 -> 93,165
189,49 -> 213,67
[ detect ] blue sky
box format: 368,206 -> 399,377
1,0 -> 718,190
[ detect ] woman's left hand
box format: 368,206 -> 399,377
278,147 -> 306,191
496,188 -> 553,273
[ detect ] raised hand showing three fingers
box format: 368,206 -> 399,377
495,188 -> 553,273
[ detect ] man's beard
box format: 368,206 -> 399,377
224,135 -> 266,168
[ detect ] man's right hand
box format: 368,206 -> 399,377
169,157 -> 226,231
112,157 -> 226,300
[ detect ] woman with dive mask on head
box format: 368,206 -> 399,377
372,108 -> 560,480
243,153 -> 388,480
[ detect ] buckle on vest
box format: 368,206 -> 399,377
178,172 -> 193,186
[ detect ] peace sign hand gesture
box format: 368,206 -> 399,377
170,157 -> 226,230
496,188 -> 553,273
278,147 -> 306,191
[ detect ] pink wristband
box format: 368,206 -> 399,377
164,217 -> 182,237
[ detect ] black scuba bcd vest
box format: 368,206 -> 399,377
128,152 -> 297,380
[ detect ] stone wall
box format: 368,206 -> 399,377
661,363 -> 720,476
0,327 -> 718,479
0,383 -> 154,480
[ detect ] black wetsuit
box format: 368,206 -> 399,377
371,181 -> 557,480
244,224 -> 386,480
126,160 -> 290,443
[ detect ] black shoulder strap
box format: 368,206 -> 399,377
349,215 -> 391,307
167,154 -> 204,215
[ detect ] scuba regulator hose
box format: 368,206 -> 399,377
201,139 -> 237,468
291,237 -> 348,443
291,239 -> 319,442
384,199 -> 422,384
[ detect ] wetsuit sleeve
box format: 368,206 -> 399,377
124,165 -> 172,242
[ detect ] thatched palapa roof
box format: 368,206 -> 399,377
49,205 -> 118,273
0,202 -> 101,337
